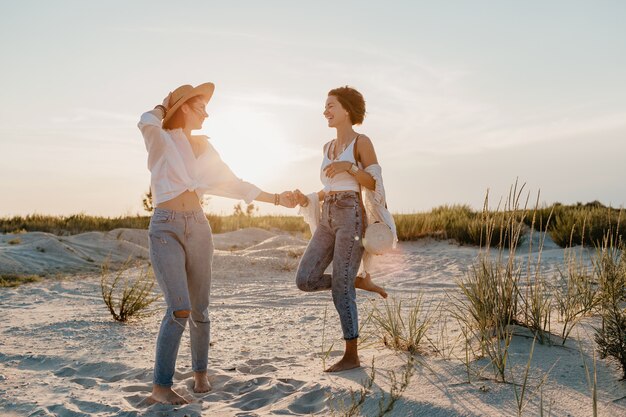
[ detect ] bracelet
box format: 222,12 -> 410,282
274,193 -> 279,205
154,105 -> 167,118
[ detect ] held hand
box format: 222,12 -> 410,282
323,161 -> 352,178
293,189 -> 309,207
279,191 -> 297,208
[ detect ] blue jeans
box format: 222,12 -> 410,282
296,191 -> 365,340
148,208 -> 214,387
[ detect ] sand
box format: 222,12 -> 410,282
1,228 -> 626,416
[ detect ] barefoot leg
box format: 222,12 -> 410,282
325,339 -> 361,372
148,384 -> 188,405
193,370 -> 212,393
355,273 -> 388,298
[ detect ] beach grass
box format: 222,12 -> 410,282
593,229 -> 626,378
1,201 -> 623,247
552,247 -> 598,344
0,213 -> 308,236
529,202 -> 624,247
370,295 -> 434,354
0,273 -> 42,287
453,183 -> 549,382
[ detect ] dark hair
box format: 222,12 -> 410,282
328,86 -> 366,125
162,96 -> 204,130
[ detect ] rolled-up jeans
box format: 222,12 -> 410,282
295,191 -> 365,340
148,208 -> 214,387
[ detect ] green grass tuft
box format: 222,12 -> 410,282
0,274 -> 42,287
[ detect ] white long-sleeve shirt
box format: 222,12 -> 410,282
138,111 -> 261,205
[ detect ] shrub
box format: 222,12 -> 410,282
0,274 -> 41,287
547,206 -> 622,247
101,263 -> 160,322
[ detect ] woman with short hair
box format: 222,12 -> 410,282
294,86 -> 396,372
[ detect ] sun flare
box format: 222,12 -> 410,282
199,106 -> 292,184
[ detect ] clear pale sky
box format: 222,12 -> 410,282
1,1 -> 625,216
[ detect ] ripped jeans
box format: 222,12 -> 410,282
148,208 -> 214,387
295,191 -> 365,340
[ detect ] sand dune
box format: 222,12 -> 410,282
1,228 -> 626,416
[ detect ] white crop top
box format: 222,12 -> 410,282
320,137 -> 361,193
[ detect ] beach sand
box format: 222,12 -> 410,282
1,228 -> 625,416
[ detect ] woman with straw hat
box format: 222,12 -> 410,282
293,86 -> 397,372
138,82 -> 296,404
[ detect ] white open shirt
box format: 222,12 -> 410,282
138,111 -> 261,205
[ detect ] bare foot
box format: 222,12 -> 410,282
355,273 -> 388,298
193,371 -> 212,393
148,385 -> 188,405
325,356 -> 361,373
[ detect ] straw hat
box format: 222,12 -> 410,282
163,82 -> 215,126
363,222 -> 394,255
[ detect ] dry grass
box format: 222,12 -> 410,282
579,337 -> 599,417
553,248 -> 598,344
100,262 -> 160,322
3,203 -> 622,248
0,274 -> 42,287
370,295 -> 434,354
593,230 -> 626,378
0,213 -> 307,236
532,203 -> 624,247
509,337 -> 554,417
453,182 -> 551,382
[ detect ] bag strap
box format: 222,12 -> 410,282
324,140 -> 332,159
354,134 -> 388,210
352,134 -> 361,166
352,135 -> 367,237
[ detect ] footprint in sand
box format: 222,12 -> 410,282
121,384 -> 150,393
222,376 -> 273,395
54,366 -> 77,377
69,377 -> 98,388
236,357 -> 285,375
237,364 -> 279,374
284,383 -> 329,415
229,379 -> 322,413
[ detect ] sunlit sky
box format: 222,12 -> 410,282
1,1 -> 625,217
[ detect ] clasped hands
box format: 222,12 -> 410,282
275,190 -> 308,208
277,162 -> 353,208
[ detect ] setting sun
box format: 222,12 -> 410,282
203,104 -> 293,185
